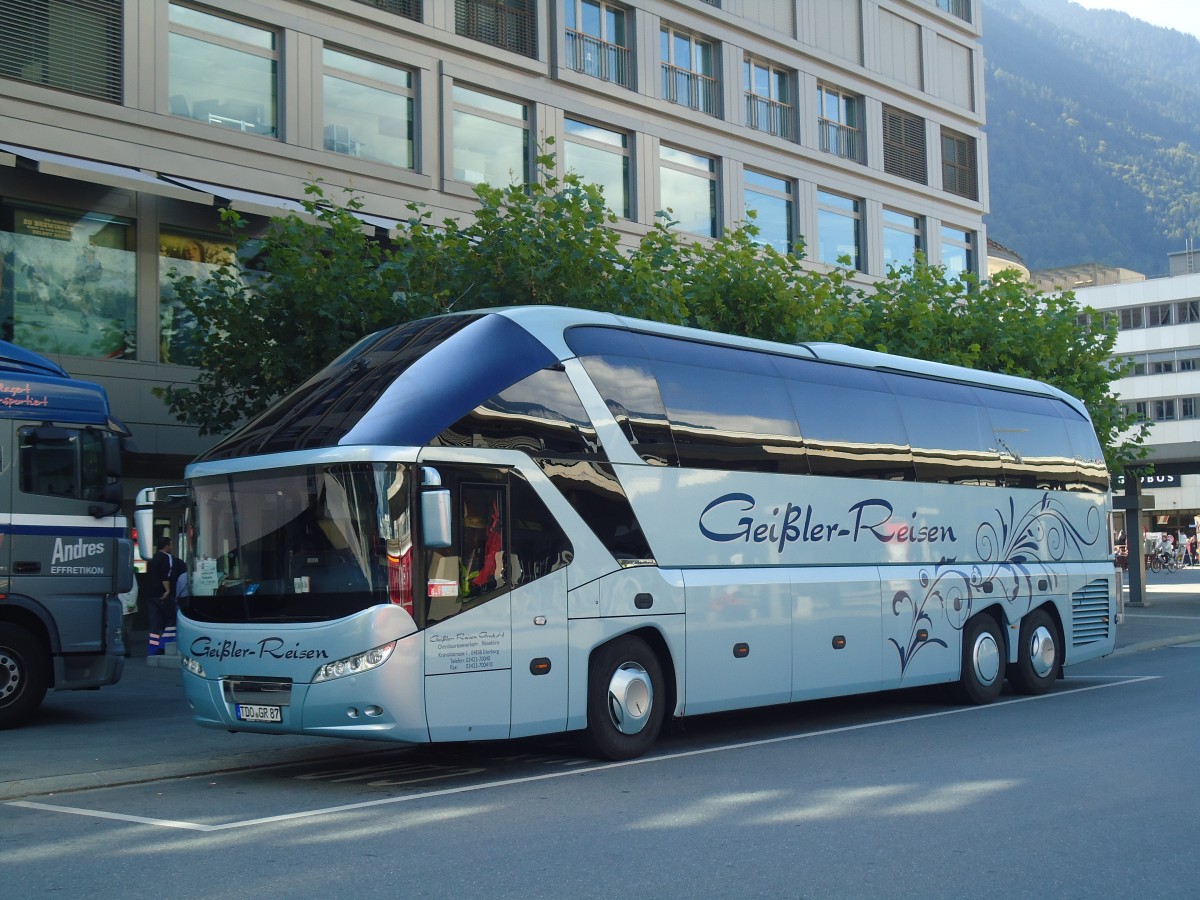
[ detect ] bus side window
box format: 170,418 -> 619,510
460,484 -> 506,601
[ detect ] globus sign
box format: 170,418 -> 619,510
1113,473 -> 1181,489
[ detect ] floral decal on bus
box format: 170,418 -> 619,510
889,494 -> 1104,674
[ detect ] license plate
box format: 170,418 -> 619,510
236,704 -> 282,723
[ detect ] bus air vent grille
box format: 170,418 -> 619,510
1070,578 -> 1111,646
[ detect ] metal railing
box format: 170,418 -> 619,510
744,93 -> 792,139
818,118 -> 863,163
564,30 -> 631,88
661,63 -> 718,115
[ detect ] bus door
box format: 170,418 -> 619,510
421,471 -> 571,742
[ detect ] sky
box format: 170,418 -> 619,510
1066,0 -> 1200,40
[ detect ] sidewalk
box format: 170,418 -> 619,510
5,571 -> 1200,803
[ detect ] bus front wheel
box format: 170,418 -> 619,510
950,613 -> 1005,705
1008,607 -> 1061,695
581,635 -> 664,761
0,624 -> 49,729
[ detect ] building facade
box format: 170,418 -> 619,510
1073,268 -> 1200,538
0,0 -> 988,499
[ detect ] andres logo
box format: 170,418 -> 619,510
51,538 -> 105,564
49,538 -> 106,575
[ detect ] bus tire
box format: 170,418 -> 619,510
0,624 -> 49,729
950,613 -> 1005,705
581,635 -> 664,761
1008,607 -> 1060,696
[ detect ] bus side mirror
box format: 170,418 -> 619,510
421,489 -> 452,548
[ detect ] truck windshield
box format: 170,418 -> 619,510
182,463 -> 412,624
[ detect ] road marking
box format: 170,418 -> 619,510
6,675 -> 1161,832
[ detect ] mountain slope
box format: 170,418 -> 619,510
983,0 -> 1200,275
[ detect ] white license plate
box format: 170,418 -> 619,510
236,704 -> 282,723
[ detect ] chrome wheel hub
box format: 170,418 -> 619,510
1028,625 -> 1057,678
607,661 -> 653,736
971,631 -> 1001,686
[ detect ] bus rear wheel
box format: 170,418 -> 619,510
1008,608 -> 1060,695
581,635 -> 664,761
950,613 -> 1005,705
0,624 -> 49,729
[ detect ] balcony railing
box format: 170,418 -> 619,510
661,63 -> 718,116
455,0 -> 536,59
745,92 -> 792,139
564,30 -> 631,88
818,118 -> 863,163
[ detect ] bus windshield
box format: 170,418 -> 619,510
182,463 -> 412,624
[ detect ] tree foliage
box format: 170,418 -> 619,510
158,150 -> 1148,472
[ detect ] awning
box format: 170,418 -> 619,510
0,142 -> 214,205
159,175 -> 396,235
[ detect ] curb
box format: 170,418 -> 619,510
1109,632 -> 1200,658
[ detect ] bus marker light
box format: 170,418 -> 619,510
530,657 -> 551,675
916,629 -> 928,642
832,636 -> 847,650
733,643 -> 749,658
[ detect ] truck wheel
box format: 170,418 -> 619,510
0,624 -> 49,728
580,636 -> 664,761
1008,608 -> 1061,695
949,613 -> 1005,705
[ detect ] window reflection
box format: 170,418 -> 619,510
159,230 -> 236,365
0,204 -> 136,359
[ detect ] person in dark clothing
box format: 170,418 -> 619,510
147,536 -> 182,655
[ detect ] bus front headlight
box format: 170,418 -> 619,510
313,641 -> 397,683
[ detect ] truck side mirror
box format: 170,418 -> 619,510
103,433 -> 123,478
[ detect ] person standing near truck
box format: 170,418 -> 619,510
147,536 -> 180,655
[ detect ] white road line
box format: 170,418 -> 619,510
6,675 -> 1162,832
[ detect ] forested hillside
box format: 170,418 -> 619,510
983,0 -> 1200,275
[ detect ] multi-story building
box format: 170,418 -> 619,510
0,0 -> 987,496
1071,265 -> 1200,538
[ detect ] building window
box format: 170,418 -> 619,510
1131,402 -> 1149,421
455,0 -> 536,59
817,190 -> 862,270
940,225 -> 973,279
743,171 -> 793,254
1148,304 -> 1174,327
1178,300 -> 1200,323
1183,397 -> 1197,419
882,105 -> 927,184
0,203 -> 135,359
349,0 -> 421,19
323,48 -> 414,169
159,230 -> 236,366
744,58 -> 792,139
564,0 -> 630,88
168,4 -> 277,137
817,84 -> 863,164
1119,307 -> 1145,330
659,146 -> 716,237
1152,359 -> 1175,374
1180,357 -> 1199,372
660,26 -> 717,116
935,0 -> 971,23
941,128 -> 978,200
1155,399 -> 1176,422
563,118 -> 630,218
0,0 -> 122,103
451,85 -> 529,186
882,209 -> 923,271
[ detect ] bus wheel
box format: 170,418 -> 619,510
1008,608 -> 1060,696
581,636 -> 664,761
0,624 -> 49,729
950,613 -> 1005,705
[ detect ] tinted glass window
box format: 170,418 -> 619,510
775,358 -> 915,480
976,388 -> 1075,489
577,355 -> 678,466
19,427 -> 107,500
650,359 -> 806,473
540,460 -> 654,562
883,373 -> 1000,485
433,368 -> 604,461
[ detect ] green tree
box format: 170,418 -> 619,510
159,161 -> 1146,471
